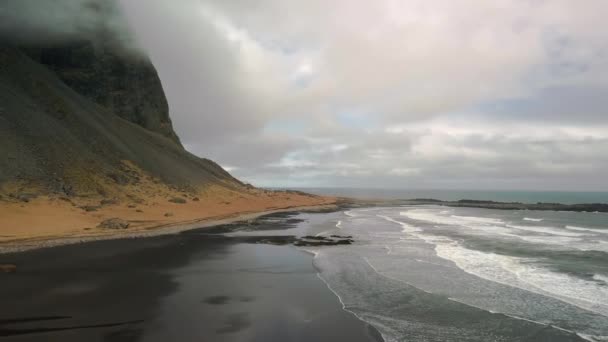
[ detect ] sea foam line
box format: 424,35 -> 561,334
566,226 -> 608,235
377,209 -> 608,317
400,210 -> 508,227
376,215 -> 421,233
315,219 -> 344,236
344,210 -> 356,217
434,241 -> 608,318
524,217 -> 544,222
363,257 -> 434,295
314,265 -> 389,342
506,224 -> 587,237
451,215 -> 504,225
365,256 -> 597,340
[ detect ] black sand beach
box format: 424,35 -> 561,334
0,213 -> 382,342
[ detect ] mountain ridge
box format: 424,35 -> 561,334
0,1 -> 335,246
0,44 -> 245,198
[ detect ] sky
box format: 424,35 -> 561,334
115,1 -> 608,190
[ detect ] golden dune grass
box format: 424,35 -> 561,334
0,184 -> 335,245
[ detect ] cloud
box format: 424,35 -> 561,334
118,0 -> 608,190
0,0 -> 134,48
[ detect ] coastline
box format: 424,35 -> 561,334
0,211 -> 383,342
344,197 -> 608,213
0,203 -> 338,254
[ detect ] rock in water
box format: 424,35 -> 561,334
97,218 -> 130,229
0,264 -> 17,273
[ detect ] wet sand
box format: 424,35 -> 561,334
0,213 -> 382,342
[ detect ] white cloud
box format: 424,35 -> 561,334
120,0 -> 608,190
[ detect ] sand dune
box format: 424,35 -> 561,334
0,186 -> 335,249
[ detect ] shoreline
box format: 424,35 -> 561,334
345,197 -> 608,213
0,203 -> 338,254
5,194 -> 606,254
0,211 -> 383,342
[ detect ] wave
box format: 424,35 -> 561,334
594,274 -> 608,284
434,241 -> 608,318
444,296 -> 600,342
313,261 -> 390,342
321,207 -> 608,340
376,215 -> 421,233
524,217 -> 544,222
400,209 -> 506,227
365,248 -> 603,341
451,215 -> 504,225
400,210 -> 465,225
506,224 -> 587,237
566,226 -> 608,235
315,219 -> 345,237
516,235 -> 582,246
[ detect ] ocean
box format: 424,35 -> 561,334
290,188 -> 608,205
293,205 -> 608,341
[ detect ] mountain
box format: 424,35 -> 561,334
0,43 -> 244,199
0,3 -> 333,245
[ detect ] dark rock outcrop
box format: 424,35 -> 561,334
97,218 -> 130,229
0,264 -> 17,273
23,42 -> 181,145
294,235 -> 354,246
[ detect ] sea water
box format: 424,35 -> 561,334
289,187 -> 608,204
300,206 -> 608,341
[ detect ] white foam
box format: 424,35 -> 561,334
434,241 -> 608,317
377,215 -> 421,233
315,219 -> 345,237
400,209 -> 465,225
344,210 -> 356,217
300,248 -> 320,258
524,217 -> 544,222
566,226 -> 608,235
451,215 -> 504,225
315,268 -> 390,342
401,210 -> 506,227
496,314 -> 603,342
516,235 -> 582,246
465,225 -> 518,237
507,224 -> 587,237
315,207 -> 608,340
578,333 -> 608,342
365,254 -> 601,340
594,274 -> 608,284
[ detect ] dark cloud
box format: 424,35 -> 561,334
0,0 -> 135,49
476,85 -> 608,124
